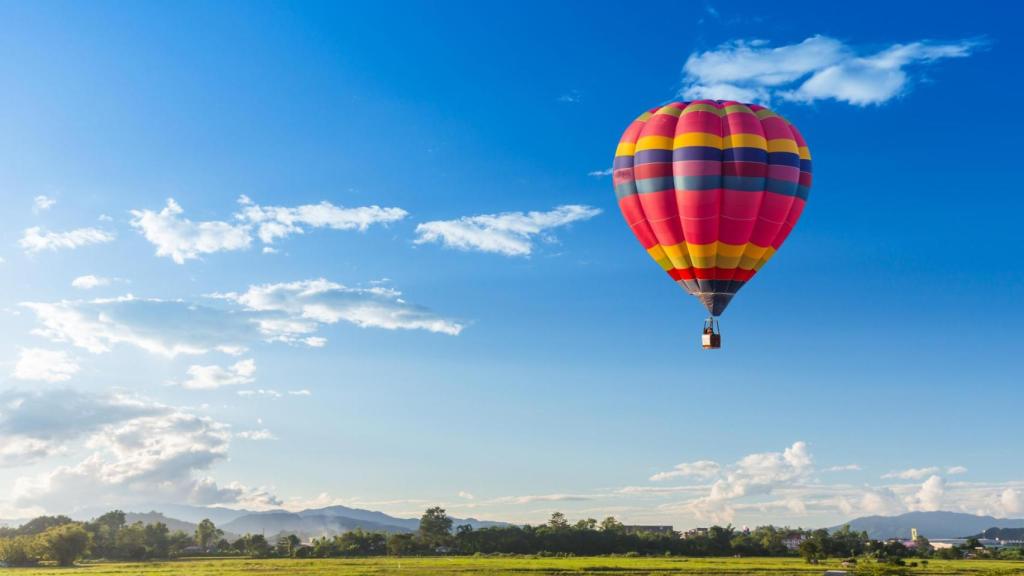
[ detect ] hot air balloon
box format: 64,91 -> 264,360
613,100 -> 812,349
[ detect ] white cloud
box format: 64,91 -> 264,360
5,390 -> 279,511
288,389 -> 312,396
650,460 -> 721,481
70,275 -> 112,289
824,464 -> 862,472
0,437 -> 62,467
997,488 -> 1023,517
238,389 -> 282,398
415,205 -> 600,256
21,296 -> 233,357
12,348 -> 80,382
179,359 -> 256,390
130,199 -> 252,264
681,35 -> 980,106
906,475 -> 946,511
130,196 -> 408,264
33,195 -> 56,212
236,429 -> 275,441
458,491 -> 475,500
0,389 -> 162,467
214,278 -> 463,338
883,466 -> 940,480
236,195 -> 407,244
588,168 -> 613,177
19,227 -> 115,253
947,465 -> 968,475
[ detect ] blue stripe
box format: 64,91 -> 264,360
673,175 -> 805,197
796,185 -> 810,201
614,181 -> 638,200
723,147 -> 767,163
635,149 -> 674,164
765,178 -> 798,196
766,152 -> 800,167
612,156 -> 634,170
634,176 -> 675,195
673,147 -> 722,161
800,159 -> 812,173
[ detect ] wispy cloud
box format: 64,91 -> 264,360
415,205 -> 600,257
650,460 -> 721,481
179,359 -> 256,390
681,35 -> 981,105
130,199 -> 252,264
11,348 -> 80,383
236,429 -> 276,441
824,464 -> 862,472
19,227 -> 115,253
33,195 -> 56,213
70,275 -> 112,290
587,168 -> 613,177
236,195 -> 407,244
883,466 -> 940,480
130,196 -> 408,264
212,278 -> 464,338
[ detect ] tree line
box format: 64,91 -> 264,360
2,507 -> 1021,566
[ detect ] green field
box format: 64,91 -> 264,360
4,557 -> 1024,576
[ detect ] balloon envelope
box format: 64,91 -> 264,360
614,100 -> 812,316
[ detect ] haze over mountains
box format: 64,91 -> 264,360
831,511 -> 1024,540
5,507 -> 1024,542
68,504 -> 507,539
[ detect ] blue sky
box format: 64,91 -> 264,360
0,0 -> 1021,528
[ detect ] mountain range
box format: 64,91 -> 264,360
60,503 -> 507,540
5,507 -> 1024,542
831,511 -> 1024,539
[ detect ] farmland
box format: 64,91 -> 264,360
5,556 -> 1024,576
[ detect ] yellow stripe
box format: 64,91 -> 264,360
723,133 -> 767,150
635,135 -> 674,152
655,105 -> 683,117
648,243 -> 691,269
615,142 -> 635,157
723,104 -> 756,115
635,111 -> 653,122
767,138 -> 799,154
798,146 -> 811,160
654,241 -> 776,270
673,132 -> 723,149
755,109 -> 779,120
681,103 -> 726,117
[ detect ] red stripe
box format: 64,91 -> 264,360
668,267 -> 757,281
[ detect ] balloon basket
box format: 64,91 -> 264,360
701,317 -> 721,350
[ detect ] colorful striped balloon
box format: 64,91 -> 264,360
614,100 -> 812,316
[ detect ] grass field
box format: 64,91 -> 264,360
5,557 -> 1024,576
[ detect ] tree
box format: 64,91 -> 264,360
600,517 -> 624,533
37,523 -> 91,566
194,519 -> 223,551
14,515 -> 73,536
418,507 -> 453,549
0,535 -> 40,565
387,533 -> 419,556
246,534 -> 272,558
277,534 -> 301,557
547,512 -> 569,530
798,539 -> 823,563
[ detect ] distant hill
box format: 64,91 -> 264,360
976,527 -> 1024,540
832,511 -> 1024,539
223,505 -> 507,539
124,511 -> 198,535
17,503 -> 507,540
